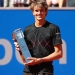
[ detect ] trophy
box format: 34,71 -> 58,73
12,28 -> 31,63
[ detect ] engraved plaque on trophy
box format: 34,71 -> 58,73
12,28 -> 31,63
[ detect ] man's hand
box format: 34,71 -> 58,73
14,42 -> 21,51
14,42 -> 27,63
24,57 -> 41,66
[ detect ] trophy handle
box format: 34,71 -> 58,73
12,33 -> 26,63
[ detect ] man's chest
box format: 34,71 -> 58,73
26,28 -> 53,42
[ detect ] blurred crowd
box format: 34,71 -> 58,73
0,0 -> 75,7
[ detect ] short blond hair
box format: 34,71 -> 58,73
30,1 -> 48,11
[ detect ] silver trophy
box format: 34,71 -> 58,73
12,28 -> 31,62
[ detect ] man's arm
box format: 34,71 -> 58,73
42,44 -> 63,62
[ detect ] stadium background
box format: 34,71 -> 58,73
0,9 -> 75,75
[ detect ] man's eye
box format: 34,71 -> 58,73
35,10 -> 38,12
35,10 -> 44,12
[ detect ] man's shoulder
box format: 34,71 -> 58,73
24,23 -> 34,33
25,23 -> 34,30
47,21 -> 59,29
24,23 -> 34,30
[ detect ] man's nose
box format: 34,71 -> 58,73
38,11 -> 41,14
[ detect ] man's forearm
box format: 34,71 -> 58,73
42,51 -> 62,62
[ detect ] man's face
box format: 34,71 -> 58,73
32,5 -> 47,21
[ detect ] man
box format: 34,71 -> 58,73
13,0 -> 25,7
14,1 -> 63,75
4,0 -> 13,7
46,0 -> 64,7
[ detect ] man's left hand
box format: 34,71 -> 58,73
24,57 -> 41,66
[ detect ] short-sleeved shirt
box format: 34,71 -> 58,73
23,21 -> 62,74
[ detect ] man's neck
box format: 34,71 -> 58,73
35,19 -> 46,27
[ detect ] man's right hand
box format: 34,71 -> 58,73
14,42 -> 21,51
14,41 -> 26,64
